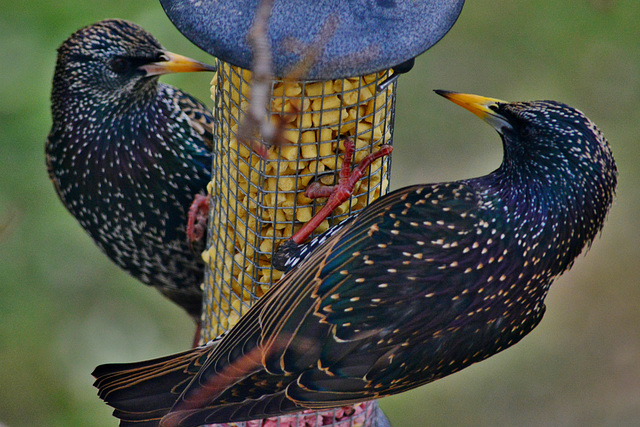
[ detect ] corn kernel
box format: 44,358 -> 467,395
305,81 -> 333,97
301,143 -> 318,160
296,207 -> 314,223
358,85 -> 374,103
311,95 -> 341,111
283,129 -> 300,144
296,113 -> 313,129
322,155 -> 343,170
363,73 -> 378,84
296,172 -> 315,187
333,79 -> 353,93
315,219 -> 330,234
318,140 -> 333,157
342,90 -> 359,106
259,238 -> 274,254
277,176 -> 296,192
284,82 -> 302,97
271,269 -> 284,281
278,144 -> 299,160
312,109 -> 349,127
318,128 -> 334,144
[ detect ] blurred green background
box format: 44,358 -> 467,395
1,0 -> 638,426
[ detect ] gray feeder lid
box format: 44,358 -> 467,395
160,0 -> 465,79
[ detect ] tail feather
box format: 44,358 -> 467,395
93,346 -> 211,426
158,391 -> 299,427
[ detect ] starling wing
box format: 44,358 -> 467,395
95,182 -> 545,426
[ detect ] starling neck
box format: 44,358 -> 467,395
485,151 -> 614,277
51,71 -> 160,123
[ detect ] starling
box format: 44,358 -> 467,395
46,19 -> 216,322
92,92 -> 617,427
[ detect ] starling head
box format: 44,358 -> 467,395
52,19 -> 214,106
436,90 -> 616,184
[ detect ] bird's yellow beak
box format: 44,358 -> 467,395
435,90 -> 512,132
141,51 -> 216,76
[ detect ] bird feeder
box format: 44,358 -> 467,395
160,0 -> 465,425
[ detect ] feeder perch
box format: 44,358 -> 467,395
160,1 -> 465,426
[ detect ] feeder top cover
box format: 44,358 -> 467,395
160,0 -> 465,79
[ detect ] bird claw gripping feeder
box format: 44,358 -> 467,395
160,0 -> 464,425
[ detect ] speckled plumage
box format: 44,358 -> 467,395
46,19 -> 215,319
93,93 -> 617,427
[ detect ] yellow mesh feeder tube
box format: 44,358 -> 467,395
203,61 -> 395,340
204,62 -> 394,336
201,61 -> 396,426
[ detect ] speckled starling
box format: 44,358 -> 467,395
92,92 -> 617,427
46,19 -> 215,321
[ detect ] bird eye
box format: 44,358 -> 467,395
109,57 -> 131,74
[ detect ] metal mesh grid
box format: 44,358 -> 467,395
201,59 -> 397,426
